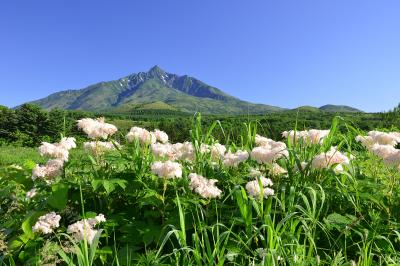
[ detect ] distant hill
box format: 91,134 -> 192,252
291,105 -> 363,113
292,106 -> 321,112
28,66 -> 284,114
319,104 -> 362,113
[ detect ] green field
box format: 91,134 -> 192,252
1,113 -> 400,265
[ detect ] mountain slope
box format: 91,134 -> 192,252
319,104 -> 362,113
30,66 -> 283,114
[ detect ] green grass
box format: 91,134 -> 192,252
0,146 -> 45,166
1,115 -> 400,265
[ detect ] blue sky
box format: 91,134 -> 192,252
0,0 -> 399,112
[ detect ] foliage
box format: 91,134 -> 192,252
0,113 -> 400,265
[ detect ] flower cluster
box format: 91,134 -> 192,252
126,127 -> 156,144
83,141 -> 119,155
311,147 -> 350,172
356,131 -> 400,169
67,214 -> 106,245
223,150 -> 249,167
251,136 -> 288,164
32,212 -> 61,234
282,129 -> 330,145
370,144 -> 400,169
77,118 -> 118,139
270,163 -> 287,175
356,131 -> 400,148
177,142 -> 196,161
245,176 -> 274,199
39,137 -> 76,162
32,159 -> 64,182
210,143 -> 227,161
154,129 -> 169,143
150,141 -> 227,163
151,161 -> 183,179
33,137 -> 77,182
150,142 -> 195,161
188,173 -> 222,199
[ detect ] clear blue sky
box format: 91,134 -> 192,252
1,0 -> 399,112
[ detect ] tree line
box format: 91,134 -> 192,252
0,104 -> 399,147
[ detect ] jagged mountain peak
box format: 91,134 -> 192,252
148,65 -> 166,76
27,66 -> 284,114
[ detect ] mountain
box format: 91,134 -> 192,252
292,106 -> 321,112
319,104 -> 362,113
291,105 -> 363,113
29,66 -> 284,114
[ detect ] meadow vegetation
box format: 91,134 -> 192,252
0,105 -> 400,265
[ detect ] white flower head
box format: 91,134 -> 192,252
282,130 -> 330,145
126,127 -> 156,145
153,129 -> 169,143
32,212 -> 61,234
223,150 -> 249,167
77,118 -> 118,139
83,141 -> 118,155
151,161 -> 183,179
245,176 -> 274,199
67,214 -> 106,245
270,163 -> 287,175
311,147 -> 350,172
32,159 -> 64,182
188,173 -> 222,199
210,143 -> 226,161
250,142 -> 288,164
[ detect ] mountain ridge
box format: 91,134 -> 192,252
28,66 -> 284,114
27,66 -> 363,114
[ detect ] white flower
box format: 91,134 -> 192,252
126,127 -> 156,145
255,134 -> 277,147
38,137 -> 76,162
173,142 -> 195,161
245,176 -> 274,199
83,141 -> 118,155
270,163 -> 287,175
250,141 -> 288,164
188,173 -> 222,199
356,131 -> 400,149
151,143 -> 173,159
153,129 -> 169,143
39,142 -> 69,161
311,147 -> 350,172
151,161 -> 183,179
282,130 -> 330,145
32,159 -> 64,182
355,135 -> 375,149
32,212 -> 61,234
26,188 -> 37,199
59,137 -> 77,150
223,150 -> 249,167
210,143 -> 226,161
77,118 -> 118,139
67,214 -> 106,245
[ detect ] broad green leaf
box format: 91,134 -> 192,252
47,183 -> 69,210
